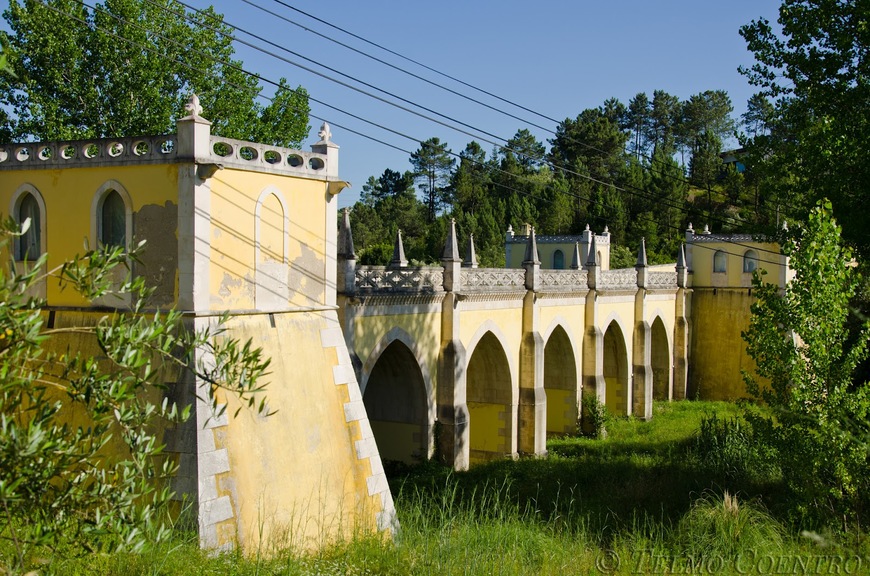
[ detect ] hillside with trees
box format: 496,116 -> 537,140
349,89 -> 771,267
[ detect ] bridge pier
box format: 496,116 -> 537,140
437,224 -> 471,470
518,293 -> 547,456
632,242 -> 654,420
673,245 -> 690,399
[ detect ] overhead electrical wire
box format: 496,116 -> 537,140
148,0 -> 766,236
35,0 -> 788,267
262,0 -> 796,221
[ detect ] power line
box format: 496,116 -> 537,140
32,0 -> 787,266
262,0 -> 798,223
149,0 -> 763,235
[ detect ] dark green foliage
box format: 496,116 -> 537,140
410,137 -> 455,222
580,391 -> 608,438
0,222 -> 271,573
349,87 -> 748,268
740,0 -> 870,254
742,201 -> 870,525
2,0 -> 309,145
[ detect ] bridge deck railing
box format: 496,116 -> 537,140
460,268 -> 526,292
354,266 -> 444,294
347,264 -> 679,296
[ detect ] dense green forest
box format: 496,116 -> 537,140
350,89 -> 771,268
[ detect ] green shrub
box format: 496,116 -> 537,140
580,391 -> 608,438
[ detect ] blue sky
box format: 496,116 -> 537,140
4,1 -> 783,207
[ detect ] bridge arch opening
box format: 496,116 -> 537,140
603,320 -> 629,416
651,317 -> 671,401
362,340 -> 428,464
544,325 -> 578,436
467,331 -> 513,463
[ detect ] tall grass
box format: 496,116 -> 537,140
38,400 -> 869,575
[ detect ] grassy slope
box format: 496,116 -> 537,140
40,401 -> 867,575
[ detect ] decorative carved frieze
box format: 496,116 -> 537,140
599,268 -> 638,291
460,268 -> 526,292
354,266 -> 444,294
539,269 -> 588,292
648,271 -> 678,289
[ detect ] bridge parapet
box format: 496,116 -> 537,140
539,269 -> 589,292
354,266 -> 444,293
648,271 -> 678,290
460,267 -> 526,292
599,268 -> 638,291
0,134 -> 178,168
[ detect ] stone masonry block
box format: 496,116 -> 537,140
199,475 -> 218,502
366,472 -> 388,497
333,363 -> 354,386
343,400 -> 366,423
200,495 -> 234,527
355,437 -> 379,460
368,454 -> 384,477
199,448 -> 230,477
320,327 -> 344,349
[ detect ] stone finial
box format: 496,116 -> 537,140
442,218 -> 461,262
185,93 -> 203,117
571,242 -> 582,270
505,224 -> 514,242
318,122 -> 332,143
687,223 -> 694,232
523,227 -> 540,264
676,243 -> 688,288
585,223 -> 590,231
636,237 -> 648,268
389,229 -> 408,268
603,225 -> 610,235
338,208 -> 356,259
464,233 -> 479,268
702,224 -> 711,234
586,234 -> 599,267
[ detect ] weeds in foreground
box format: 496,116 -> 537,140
30,401 -> 870,575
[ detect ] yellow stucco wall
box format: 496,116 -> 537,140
691,240 -> 783,288
545,388 -> 576,436
597,299 -> 635,336
459,306 -> 523,357
369,421 -> 423,463
689,288 -> 759,400
218,311 -> 383,552
208,170 -> 328,310
352,309 -> 441,381
468,401 -> 507,460
1,165 -> 179,307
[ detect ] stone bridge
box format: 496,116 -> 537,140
336,214 -> 689,470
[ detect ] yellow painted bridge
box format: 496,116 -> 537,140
337,215 -> 689,470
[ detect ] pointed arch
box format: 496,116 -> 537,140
465,321 -> 517,463
713,250 -> 727,273
650,314 -> 672,401
255,186 -> 290,307
743,249 -> 758,273
91,180 -> 133,250
602,317 -> 630,416
543,321 -> 579,436
361,328 -> 432,464
10,184 -> 46,261
255,186 -> 290,265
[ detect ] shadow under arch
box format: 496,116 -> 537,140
650,315 -> 672,401
603,318 -> 630,416
543,322 -> 579,436
361,328 -> 432,464
465,323 -> 516,464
